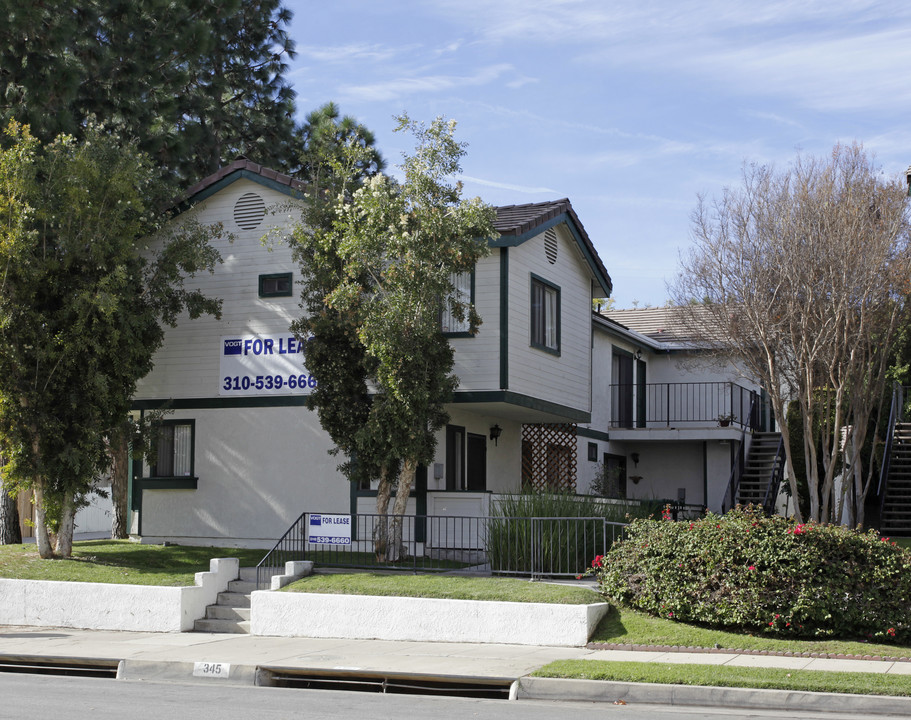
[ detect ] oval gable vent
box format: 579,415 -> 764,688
234,192 -> 266,230
544,228 -> 558,264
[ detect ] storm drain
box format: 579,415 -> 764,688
0,657 -> 119,679
260,668 -> 515,700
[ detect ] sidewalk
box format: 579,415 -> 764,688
3,624 -> 911,714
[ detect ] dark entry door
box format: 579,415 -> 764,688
466,433 -> 487,491
612,351 -> 634,428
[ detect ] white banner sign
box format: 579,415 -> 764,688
308,514 -> 352,545
219,334 -> 316,396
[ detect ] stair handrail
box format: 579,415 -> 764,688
761,434 -> 786,515
722,396 -> 755,513
876,384 -> 903,523
721,438 -> 746,514
255,509 -> 308,589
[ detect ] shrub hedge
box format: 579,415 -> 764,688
592,506 -> 911,643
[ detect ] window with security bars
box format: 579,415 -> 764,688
531,276 -> 559,352
150,421 -> 195,478
441,271 -> 473,335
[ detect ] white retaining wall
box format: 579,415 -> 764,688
0,557 -> 238,632
250,591 -> 608,647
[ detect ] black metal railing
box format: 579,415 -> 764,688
610,381 -> 762,429
721,438 -> 747,514
255,511 -> 635,584
761,435 -> 786,515
256,509 -> 308,589
875,384 -> 906,526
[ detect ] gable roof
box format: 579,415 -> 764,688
494,199 -> 612,296
175,159 -> 305,212
176,165 -> 613,296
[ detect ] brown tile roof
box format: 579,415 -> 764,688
494,199 -> 572,236
605,306 -> 717,346
178,158 -> 306,207
495,199 -> 612,295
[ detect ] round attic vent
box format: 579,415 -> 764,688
233,192 -> 266,230
544,228 -> 558,264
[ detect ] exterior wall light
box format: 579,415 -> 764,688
489,424 -> 502,446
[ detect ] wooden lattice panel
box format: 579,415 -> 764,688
521,423 -> 577,491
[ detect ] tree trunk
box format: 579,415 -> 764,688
55,493 -> 75,557
33,481 -> 55,559
110,431 -> 130,539
374,464 -> 392,561
389,458 -> 417,562
0,486 -> 21,545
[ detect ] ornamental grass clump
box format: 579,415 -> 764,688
591,506 -> 911,643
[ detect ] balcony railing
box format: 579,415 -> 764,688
610,381 -> 762,430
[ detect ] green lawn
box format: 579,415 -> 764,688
283,572 -> 600,604
0,540 -> 265,586
534,659 -> 911,697
591,604 -> 911,658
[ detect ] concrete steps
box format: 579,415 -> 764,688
193,570 -> 271,635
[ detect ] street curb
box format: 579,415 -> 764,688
117,659 -> 262,686
517,677 -> 911,715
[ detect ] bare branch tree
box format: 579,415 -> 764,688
672,143 -> 911,524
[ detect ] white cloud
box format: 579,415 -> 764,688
337,64 -> 517,103
459,175 -> 557,194
296,43 -> 412,63
426,0 -> 911,113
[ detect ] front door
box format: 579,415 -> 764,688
466,433 -> 487,491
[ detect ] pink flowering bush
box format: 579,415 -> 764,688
591,506 -> 911,642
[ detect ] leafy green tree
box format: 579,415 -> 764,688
0,123 -> 223,557
0,0 -> 298,185
293,115 -> 498,559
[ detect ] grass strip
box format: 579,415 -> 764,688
534,659 -> 911,697
591,605 -> 911,659
283,572 -> 601,604
0,540 -> 265,586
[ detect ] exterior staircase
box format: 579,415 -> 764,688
736,432 -> 783,510
193,567 -> 268,634
880,422 -> 911,535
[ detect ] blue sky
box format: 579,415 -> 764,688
282,1 -> 911,308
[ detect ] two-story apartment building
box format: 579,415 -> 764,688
127,161 -> 775,547
129,161 -> 613,546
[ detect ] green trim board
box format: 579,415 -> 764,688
135,390 -> 591,420
499,247 -> 509,390
132,396 -> 312,411
576,427 -> 610,442
451,391 -> 591,423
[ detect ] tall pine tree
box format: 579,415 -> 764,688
0,0 -> 298,185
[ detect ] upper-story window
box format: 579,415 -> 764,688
441,271 -> 474,336
530,274 -> 560,354
259,272 -> 293,298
